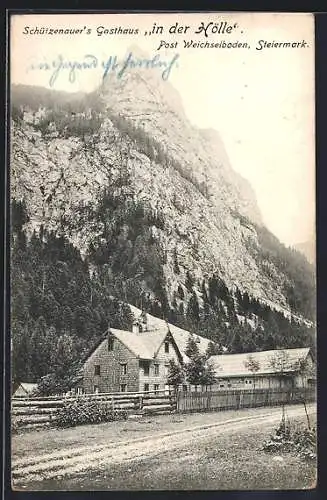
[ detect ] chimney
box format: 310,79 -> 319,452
132,321 -> 140,334
132,311 -> 148,334
140,311 -> 148,332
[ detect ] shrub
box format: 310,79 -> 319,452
54,398 -> 128,428
11,418 -> 20,434
263,418 -> 293,453
11,416 -> 29,434
262,418 -> 316,462
292,426 -> 316,461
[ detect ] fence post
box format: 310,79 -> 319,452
236,391 -> 241,410
172,390 -> 177,412
208,391 -> 212,411
175,391 -> 180,413
287,389 -> 291,405
138,395 -> 143,411
302,394 -> 311,429
111,396 -> 115,413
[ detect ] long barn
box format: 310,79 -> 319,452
208,347 -> 315,390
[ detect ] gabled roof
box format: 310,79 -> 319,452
14,383 -> 38,394
168,324 -> 212,362
136,328 -> 171,358
110,328 -> 167,359
83,307 -> 217,364
110,327 -> 184,361
208,347 -> 312,378
129,305 -> 213,361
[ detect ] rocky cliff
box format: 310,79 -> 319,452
10,62 -> 315,324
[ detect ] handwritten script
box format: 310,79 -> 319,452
27,52 -> 180,87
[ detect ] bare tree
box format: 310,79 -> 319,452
294,355 -> 315,389
293,354 -> 316,429
268,350 -> 299,431
244,354 -> 260,389
268,350 -> 291,389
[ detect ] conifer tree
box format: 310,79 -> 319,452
167,359 -> 185,392
205,341 -> 222,358
185,335 -> 216,388
187,291 -> 200,326
185,271 -> 195,292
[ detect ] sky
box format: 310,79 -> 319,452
10,12 -> 315,247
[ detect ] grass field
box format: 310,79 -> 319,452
12,406 -> 287,459
12,405 -> 317,491
75,421 -> 316,491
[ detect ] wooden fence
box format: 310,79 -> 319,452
12,387 -> 315,431
11,389 -> 176,430
176,387 -> 316,413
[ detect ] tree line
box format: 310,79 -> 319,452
11,199 -> 133,392
11,194 -> 315,394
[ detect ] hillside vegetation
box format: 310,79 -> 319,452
10,83 -> 316,386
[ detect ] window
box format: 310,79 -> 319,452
121,363 -> 127,375
164,364 -> 169,376
120,384 -> 127,392
140,361 -> 150,376
183,385 -> 188,392
164,341 -> 169,353
144,383 -> 149,392
108,337 -> 114,351
93,385 -> 99,394
154,384 -> 159,394
154,364 -> 159,376
94,365 -> 100,376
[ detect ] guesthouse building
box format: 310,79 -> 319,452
78,309 -> 213,394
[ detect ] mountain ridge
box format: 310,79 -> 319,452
10,79 -> 315,326
293,239 -> 315,265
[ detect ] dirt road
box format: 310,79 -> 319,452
12,404 -> 316,490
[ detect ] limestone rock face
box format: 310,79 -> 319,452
10,69 -> 311,319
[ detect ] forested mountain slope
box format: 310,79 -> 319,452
10,73 -> 315,385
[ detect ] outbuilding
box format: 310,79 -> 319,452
208,347 -> 315,390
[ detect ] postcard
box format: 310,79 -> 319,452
9,11 -> 316,490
